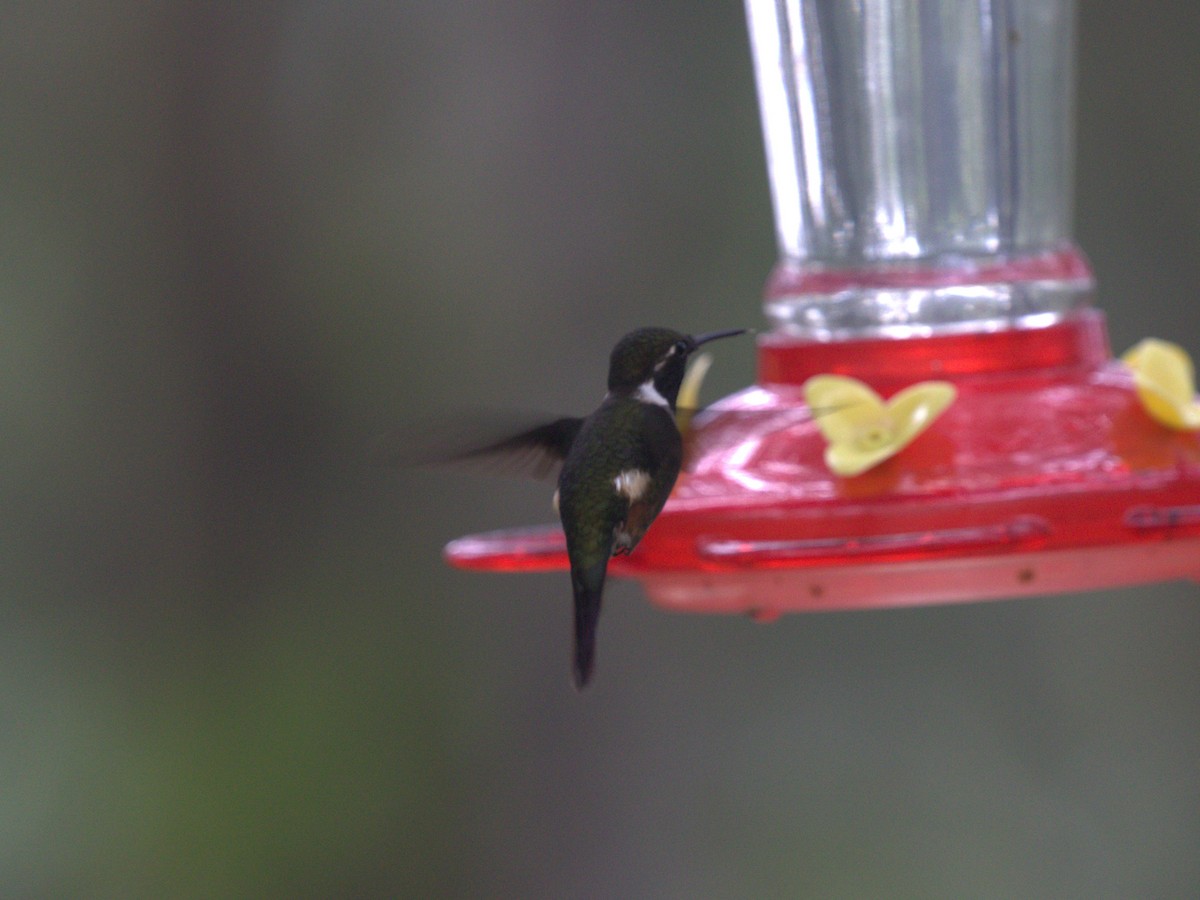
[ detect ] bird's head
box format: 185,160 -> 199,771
606,327 -> 747,410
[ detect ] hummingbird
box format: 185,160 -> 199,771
459,327 -> 747,688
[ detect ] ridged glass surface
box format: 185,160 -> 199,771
744,0 -> 1092,336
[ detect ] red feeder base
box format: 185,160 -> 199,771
445,311 -> 1200,613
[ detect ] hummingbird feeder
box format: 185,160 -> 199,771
445,0 -> 1200,615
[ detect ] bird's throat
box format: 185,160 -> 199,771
634,379 -> 671,409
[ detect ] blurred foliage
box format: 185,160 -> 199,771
1,2 -> 1199,896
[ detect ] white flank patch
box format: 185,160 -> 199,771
634,379 -> 670,409
613,469 -> 651,502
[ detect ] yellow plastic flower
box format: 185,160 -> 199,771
1121,338 -> 1200,431
803,375 -> 957,477
675,352 -> 713,436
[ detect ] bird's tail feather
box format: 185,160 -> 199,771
570,558 -> 608,689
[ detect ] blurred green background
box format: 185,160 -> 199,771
3,2 -> 1199,897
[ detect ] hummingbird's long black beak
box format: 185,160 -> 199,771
691,328 -> 749,348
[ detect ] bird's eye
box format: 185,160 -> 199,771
673,340 -> 689,355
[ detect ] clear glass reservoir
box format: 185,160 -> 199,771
744,0 -> 1092,337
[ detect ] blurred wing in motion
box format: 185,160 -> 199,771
373,413 -> 583,482
452,417 -> 584,481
